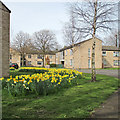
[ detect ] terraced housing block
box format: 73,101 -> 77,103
0,1 -> 11,77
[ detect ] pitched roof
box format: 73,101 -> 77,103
25,51 -> 56,55
10,47 -> 56,55
58,37 -> 102,52
102,46 -> 120,51
0,1 -> 11,13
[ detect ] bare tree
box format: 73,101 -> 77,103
63,7 -> 82,68
103,30 -> 118,46
33,30 -> 58,67
70,0 -> 117,81
63,6 -> 81,46
11,31 -> 32,66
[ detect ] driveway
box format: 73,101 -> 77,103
78,69 -> 120,118
78,69 -> 119,78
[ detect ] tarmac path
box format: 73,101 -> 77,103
78,69 -> 119,119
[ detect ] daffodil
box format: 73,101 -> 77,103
0,77 -> 4,81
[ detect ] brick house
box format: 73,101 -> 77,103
56,38 -> 102,69
10,48 -> 56,67
102,46 -> 120,68
56,38 -> 120,69
0,1 -> 11,77
10,37 -> 120,69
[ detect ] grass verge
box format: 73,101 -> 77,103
2,73 -> 120,119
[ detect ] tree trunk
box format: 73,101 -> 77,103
91,0 -> 97,82
42,55 -> 45,67
22,53 -> 24,67
91,36 -> 96,82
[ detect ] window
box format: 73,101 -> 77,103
88,48 -> 90,57
102,51 -> 106,56
70,59 -> 72,66
10,54 -> 12,59
103,59 -> 107,65
37,61 -> 43,65
113,60 -> 120,66
37,55 -> 43,59
28,54 -> 31,58
88,59 -> 91,68
28,61 -> 31,65
70,49 -> 73,55
113,51 -> 119,57
49,55 -> 52,59
60,51 -> 64,59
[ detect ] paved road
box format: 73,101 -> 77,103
78,69 -> 119,78
78,69 -> 120,119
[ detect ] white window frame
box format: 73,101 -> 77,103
114,60 -> 117,66
88,59 -> 91,68
113,51 -> 119,57
113,60 -> 120,66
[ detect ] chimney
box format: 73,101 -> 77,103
115,34 -> 117,47
119,32 -> 120,48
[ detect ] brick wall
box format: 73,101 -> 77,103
102,51 -> 120,68
0,3 -> 2,77
64,38 -> 102,69
0,2 -> 10,77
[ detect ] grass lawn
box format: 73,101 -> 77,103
2,71 -> 120,119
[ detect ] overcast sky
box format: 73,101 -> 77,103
3,2 -> 70,46
3,0 -> 119,47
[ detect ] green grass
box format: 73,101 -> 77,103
2,72 -> 120,119
102,68 -> 120,70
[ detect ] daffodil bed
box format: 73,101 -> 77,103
2,73 -> 120,118
1,67 -> 83,96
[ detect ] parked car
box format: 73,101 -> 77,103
10,63 -> 19,69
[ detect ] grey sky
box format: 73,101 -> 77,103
4,2 -> 70,46
3,1 -> 118,46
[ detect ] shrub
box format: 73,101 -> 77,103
50,64 -> 56,68
10,67 -> 15,70
19,67 -> 48,73
56,64 -> 64,68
